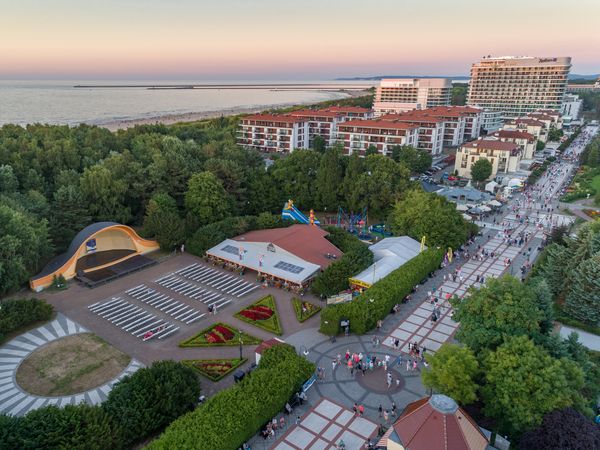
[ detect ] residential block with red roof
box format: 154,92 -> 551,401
455,138 -> 521,180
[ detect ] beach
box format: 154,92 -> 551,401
97,89 -> 370,131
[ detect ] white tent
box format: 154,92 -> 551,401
479,205 -> 492,212
487,199 -> 502,207
456,204 -> 469,211
462,213 -> 473,221
485,180 -> 498,193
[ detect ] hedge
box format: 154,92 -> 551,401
147,344 -> 315,450
311,227 -> 374,297
319,248 -> 444,335
186,213 -> 293,256
0,361 -> 199,449
0,298 -> 53,344
557,126 -> 582,152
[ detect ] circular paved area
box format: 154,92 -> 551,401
291,332 -> 427,418
0,313 -> 143,417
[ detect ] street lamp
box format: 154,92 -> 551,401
238,330 -> 243,361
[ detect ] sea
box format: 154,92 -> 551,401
0,80 -> 374,127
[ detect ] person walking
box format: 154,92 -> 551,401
378,404 -> 383,418
391,402 -> 397,417
387,372 -> 392,389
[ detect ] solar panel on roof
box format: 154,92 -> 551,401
221,245 -> 240,255
274,261 -> 304,274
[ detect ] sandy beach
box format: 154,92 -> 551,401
98,89 -> 368,131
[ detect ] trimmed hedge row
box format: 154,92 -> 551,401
319,248 -> 444,335
0,298 -> 53,344
186,212 -> 293,256
147,344 -> 315,450
527,159 -> 552,185
311,227 -> 374,297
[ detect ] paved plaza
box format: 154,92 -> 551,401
273,398 -> 378,450
0,313 -> 143,417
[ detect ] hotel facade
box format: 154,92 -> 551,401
455,139 -> 522,180
374,78 -> 451,116
467,56 -> 571,118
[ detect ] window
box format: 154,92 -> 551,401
274,261 -> 304,274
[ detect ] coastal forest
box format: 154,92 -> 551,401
0,94 -> 467,296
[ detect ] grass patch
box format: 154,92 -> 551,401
16,333 -> 131,396
182,358 -> 247,382
560,166 -> 600,202
178,322 -> 261,347
291,298 -> 321,323
234,295 -> 283,335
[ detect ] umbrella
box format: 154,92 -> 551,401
462,213 -> 473,221
456,204 -> 469,211
488,200 -> 502,207
479,205 -> 492,212
469,207 -> 483,214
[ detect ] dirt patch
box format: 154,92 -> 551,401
16,333 -> 131,396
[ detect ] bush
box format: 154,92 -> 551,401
186,213 -> 292,256
1,404 -> 122,450
311,227 -> 373,297
319,248 -> 444,335
148,344 -> 315,450
0,298 -> 53,344
102,360 -> 200,447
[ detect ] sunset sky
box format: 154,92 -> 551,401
2,0 -> 599,80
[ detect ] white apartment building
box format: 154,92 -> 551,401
288,109 -> 345,147
379,113 -> 445,156
374,78 -> 451,116
238,114 -> 309,153
480,109 -> 504,133
467,56 -> 571,118
455,139 -> 522,180
489,129 -> 537,159
503,118 -> 548,143
561,94 -> 583,121
337,119 -> 419,157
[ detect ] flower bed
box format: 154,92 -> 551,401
291,298 -> 321,323
179,323 -> 261,348
183,358 -> 247,382
234,295 -> 282,335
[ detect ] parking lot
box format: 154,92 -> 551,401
42,253 -> 318,395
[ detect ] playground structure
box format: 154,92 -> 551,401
282,200 -> 320,225
336,207 -> 372,240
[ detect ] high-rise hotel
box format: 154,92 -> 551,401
467,56 -> 571,118
373,78 -> 451,116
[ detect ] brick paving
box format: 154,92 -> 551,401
273,398 -> 378,450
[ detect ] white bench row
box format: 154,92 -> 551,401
154,275 -> 231,311
175,263 -> 259,298
125,284 -> 205,325
88,297 -> 179,341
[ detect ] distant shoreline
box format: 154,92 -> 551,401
98,89 -> 367,131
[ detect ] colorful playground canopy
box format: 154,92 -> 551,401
350,237 -> 423,289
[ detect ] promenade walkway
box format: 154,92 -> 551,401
0,313 -> 143,417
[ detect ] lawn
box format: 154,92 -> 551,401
291,298 -> 321,323
561,167 -> 600,203
16,333 -> 130,396
179,322 -> 262,347
234,295 -> 283,335
182,358 -> 247,382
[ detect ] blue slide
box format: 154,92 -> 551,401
282,203 -> 320,225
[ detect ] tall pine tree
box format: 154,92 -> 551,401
565,255 -> 600,326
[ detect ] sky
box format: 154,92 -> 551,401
1,0 -> 599,80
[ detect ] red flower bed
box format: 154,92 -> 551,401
240,307 -> 273,321
250,305 -> 273,315
205,331 -> 225,344
214,324 -> 234,340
